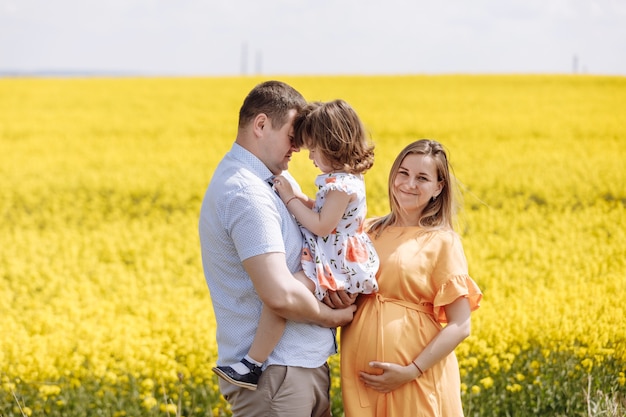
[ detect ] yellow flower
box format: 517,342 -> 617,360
581,358 -> 593,373
2,382 -> 16,392
466,357 -> 479,368
161,403 -> 178,414
141,378 -> 155,391
480,376 -> 494,389
471,385 -> 481,395
38,385 -> 61,399
488,356 -> 500,373
104,371 -> 118,384
141,396 -> 157,410
506,384 -> 522,393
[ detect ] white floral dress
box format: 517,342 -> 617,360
300,172 -> 379,300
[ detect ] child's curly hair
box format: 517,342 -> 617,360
293,99 -> 375,174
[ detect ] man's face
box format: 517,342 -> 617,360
262,109 -> 300,175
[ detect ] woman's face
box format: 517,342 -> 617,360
392,153 -> 443,218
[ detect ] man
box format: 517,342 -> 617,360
199,80 -> 356,416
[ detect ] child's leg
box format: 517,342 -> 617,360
246,271 -> 312,361
212,271 -> 313,390
248,305 -> 286,363
245,271 -> 312,362
212,305 -> 286,390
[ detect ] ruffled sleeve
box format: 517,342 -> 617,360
319,173 -> 360,196
431,231 -> 482,323
433,274 -> 482,323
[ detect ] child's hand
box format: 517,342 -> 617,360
272,175 -> 296,203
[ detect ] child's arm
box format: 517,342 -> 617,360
273,175 -> 315,209
290,190 -> 315,210
273,175 -> 352,236
288,189 -> 352,237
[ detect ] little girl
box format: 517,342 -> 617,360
213,99 -> 379,390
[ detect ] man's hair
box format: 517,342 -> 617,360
238,80 -> 307,129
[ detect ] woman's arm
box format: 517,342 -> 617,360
411,296 -> 471,370
360,296 -> 472,393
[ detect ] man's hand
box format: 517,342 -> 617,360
323,290 -> 358,309
328,304 -> 357,327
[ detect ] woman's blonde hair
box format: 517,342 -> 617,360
368,139 -> 460,236
293,99 -> 375,174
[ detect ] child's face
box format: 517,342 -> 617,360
308,147 -> 333,173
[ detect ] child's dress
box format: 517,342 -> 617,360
300,172 -> 379,300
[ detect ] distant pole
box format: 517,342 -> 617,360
255,50 -> 262,75
241,42 -> 248,75
572,55 -> 578,74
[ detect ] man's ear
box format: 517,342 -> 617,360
252,113 -> 268,138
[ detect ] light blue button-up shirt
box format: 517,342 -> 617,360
199,143 -> 335,369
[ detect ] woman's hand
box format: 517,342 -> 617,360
359,362 -> 418,393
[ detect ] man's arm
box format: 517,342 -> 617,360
243,252 -> 356,327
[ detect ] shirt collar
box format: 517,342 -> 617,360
230,143 -> 276,184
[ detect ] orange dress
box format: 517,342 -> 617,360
340,226 -> 482,417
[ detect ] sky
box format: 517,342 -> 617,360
1,0 -> 626,76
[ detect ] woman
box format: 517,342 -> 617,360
340,139 -> 482,416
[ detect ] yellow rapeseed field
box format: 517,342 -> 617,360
1,75 -> 625,416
